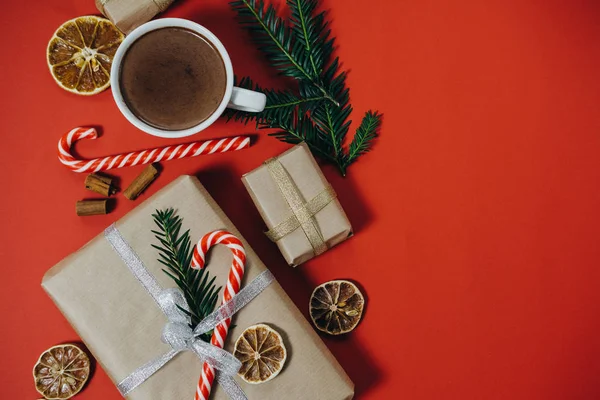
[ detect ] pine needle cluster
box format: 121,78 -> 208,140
228,0 -> 382,176
151,209 -> 220,343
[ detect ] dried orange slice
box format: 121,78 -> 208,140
310,280 -> 365,335
233,324 -> 287,384
47,16 -> 123,95
33,344 -> 91,399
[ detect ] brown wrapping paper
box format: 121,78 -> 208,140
42,176 -> 353,400
241,143 -> 353,266
95,0 -> 173,33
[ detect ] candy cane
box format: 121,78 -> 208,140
192,230 -> 245,400
58,127 -> 251,173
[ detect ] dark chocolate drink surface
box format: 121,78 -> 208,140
119,27 -> 227,131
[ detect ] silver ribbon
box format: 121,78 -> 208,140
104,224 -> 275,399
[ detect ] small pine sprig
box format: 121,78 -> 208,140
228,0 -> 382,176
151,208 -> 220,343
346,111 -> 382,169
225,76 -> 327,126
308,69 -> 352,170
230,0 -> 338,105
287,0 -> 335,78
226,77 -> 337,163
269,112 -> 337,163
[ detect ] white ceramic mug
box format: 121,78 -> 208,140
110,18 -> 266,138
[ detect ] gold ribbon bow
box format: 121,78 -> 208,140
264,158 -> 337,256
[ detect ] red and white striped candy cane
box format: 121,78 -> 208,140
58,127 -> 251,173
192,230 -> 246,400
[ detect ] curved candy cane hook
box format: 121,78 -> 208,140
192,230 -> 246,400
58,127 -> 251,173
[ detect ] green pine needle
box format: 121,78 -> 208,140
268,112 -> 337,164
287,0 -> 334,77
346,111 -> 382,168
151,208 -> 221,343
230,0 -> 338,105
228,0 -> 382,176
225,76 -> 327,126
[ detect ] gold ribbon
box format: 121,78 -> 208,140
99,0 -> 172,13
264,158 -> 337,256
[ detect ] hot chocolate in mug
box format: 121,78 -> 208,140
110,18 -> 266,138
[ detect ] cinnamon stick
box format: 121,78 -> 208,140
85,173 -> 117,196
123,163 -> 159,200
76,199 -> 108,216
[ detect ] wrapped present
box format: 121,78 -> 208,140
42,176 -> 354,399
242,143 -> 353,267
95,0 -> 174,33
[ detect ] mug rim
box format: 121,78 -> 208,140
110,18 -> 234,138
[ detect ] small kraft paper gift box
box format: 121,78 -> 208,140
95,0 -> 174,33
42,176 -> 354,400
242,143 -> 353,266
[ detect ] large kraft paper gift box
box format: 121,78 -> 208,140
42,176 -> 354,400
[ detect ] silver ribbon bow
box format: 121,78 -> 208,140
159,288 -> 241,379
104,224 -> 275,399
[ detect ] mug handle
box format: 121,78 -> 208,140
227,87 -> 267,112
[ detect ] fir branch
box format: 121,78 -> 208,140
287,0 -> 334,77
226,77 -> 336,163
309,70 -> 352,165
151,209 -> 221,343
345,111 -> 382,169
228,0 -> 382,175
226,76 -> 327,126
267,113 -> 337,163
230,0 -> 338,105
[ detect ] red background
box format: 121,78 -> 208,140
2,0 -> 600,399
